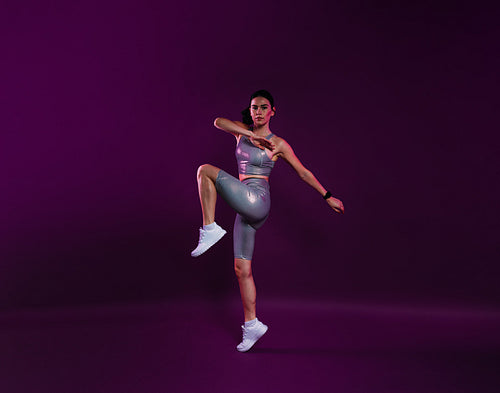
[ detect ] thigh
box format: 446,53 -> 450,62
215,170 -> 270,223
233,214 -> 257,260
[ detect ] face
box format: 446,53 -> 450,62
250,96 -> 275,126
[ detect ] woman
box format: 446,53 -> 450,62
191,90 -> 344,352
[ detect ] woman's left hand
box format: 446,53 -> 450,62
327,196 -> 344,214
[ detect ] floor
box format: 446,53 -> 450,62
1,298 -> 499,393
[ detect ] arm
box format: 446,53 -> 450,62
213,117 -> 254,138
277,138 -> 344,214
213,117 -> 275,150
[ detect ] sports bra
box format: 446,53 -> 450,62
236,133 -> 276,177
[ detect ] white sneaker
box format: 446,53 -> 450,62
191,223 -> 227,257
237,319 -> 268,352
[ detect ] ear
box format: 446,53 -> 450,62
271,106 -> 276,116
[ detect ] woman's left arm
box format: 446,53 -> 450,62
277,138 -> 344,214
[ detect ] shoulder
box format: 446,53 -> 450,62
272,135 -> 292,153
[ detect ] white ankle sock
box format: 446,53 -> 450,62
203,222 -> 216,231
244,318 -> 257,328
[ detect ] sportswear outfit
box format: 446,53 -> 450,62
215,133 -> 275,260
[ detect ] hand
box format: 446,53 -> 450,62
250,135 -> 275,151
326,196 -> 344,214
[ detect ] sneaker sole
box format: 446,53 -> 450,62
191,229 -> 227,257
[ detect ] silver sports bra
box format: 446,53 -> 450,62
236,133 -> 276,177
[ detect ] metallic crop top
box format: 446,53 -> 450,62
236,133 -> 276,177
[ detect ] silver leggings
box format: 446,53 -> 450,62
215,170 -> 271,260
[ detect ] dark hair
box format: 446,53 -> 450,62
241,89 -> 275,125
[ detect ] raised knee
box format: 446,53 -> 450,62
197,164 -> 209,179
196,164 -> 208,177
197,164 -> 219,181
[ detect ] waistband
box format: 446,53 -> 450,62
241,177 -> 270,190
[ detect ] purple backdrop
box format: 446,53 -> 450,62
1,1 -> 499,309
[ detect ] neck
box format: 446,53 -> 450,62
252,123 -> 271,136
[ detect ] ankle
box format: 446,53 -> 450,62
203,222 -> 216,231
244,318 -> 257,328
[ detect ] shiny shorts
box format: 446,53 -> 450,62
215,170 -> 271,260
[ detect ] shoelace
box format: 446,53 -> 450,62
198,228 -> 207,241
241,325 -> 249,340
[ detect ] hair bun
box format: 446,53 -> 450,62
241,107 -> 252,125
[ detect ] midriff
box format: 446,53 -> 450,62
239,174 -> 269,182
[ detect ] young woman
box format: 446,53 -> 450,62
191,90 -> 344,352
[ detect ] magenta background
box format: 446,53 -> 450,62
1,1 -> 499,310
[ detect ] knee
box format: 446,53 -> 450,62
197,164 -> 219,182
197,164 -> 210,179
234,259 -> 252,280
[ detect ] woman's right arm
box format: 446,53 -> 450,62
213,118 -> 275,150
213,118 -> 253,138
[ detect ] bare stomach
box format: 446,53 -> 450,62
239,174 -> 269,182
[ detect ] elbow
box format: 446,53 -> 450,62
214,117 -> 229,129
299,169 -> 312,181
